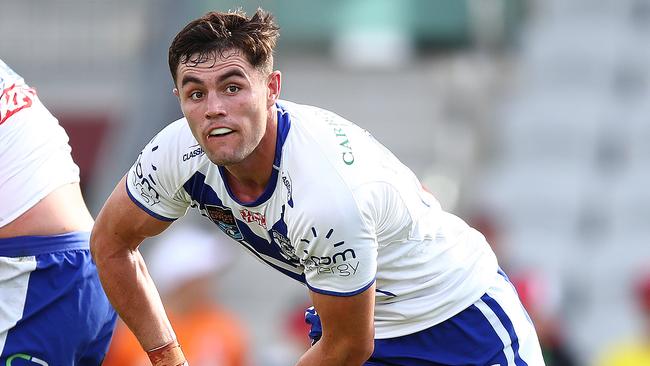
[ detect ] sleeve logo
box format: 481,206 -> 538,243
301,227 -> 360,277
132,147 -> 161,206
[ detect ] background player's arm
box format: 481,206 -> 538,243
90,175 -> 175,352
296,284 -> 375,366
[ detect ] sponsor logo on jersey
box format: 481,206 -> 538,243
6,353 -> 48,365
0,84 -> 35,125
281,170 -> 294,207
182,146 -> 204,161
272,229 -> 300,263
206,204 -> 243,240
239,208 -> 267,229
301,227 -> 360,277
327,120 -> 355,165
132,147 -> 161,206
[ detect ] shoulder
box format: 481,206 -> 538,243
127,118 -> 206,211
136,118 -> 205,171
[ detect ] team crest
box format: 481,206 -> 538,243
205,204 -> 243,241
272,229 -> 299,263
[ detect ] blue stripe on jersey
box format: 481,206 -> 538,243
0,231 -> 90,257
218,103 -> 291,207
183,171 -> 306,283
307,278 -> 375,297
125,180 -> 176,222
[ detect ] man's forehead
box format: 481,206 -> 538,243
178,49 -> 251,73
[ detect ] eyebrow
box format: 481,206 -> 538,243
180,75 -> 204,87
180,69 -> 247,88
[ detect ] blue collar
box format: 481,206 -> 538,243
218,103 -> 291,207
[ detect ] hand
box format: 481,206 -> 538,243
304,306 -> 322,346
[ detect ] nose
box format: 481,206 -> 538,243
205,93 -> 226,119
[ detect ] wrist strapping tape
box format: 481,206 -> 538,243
147,339 -> 186,366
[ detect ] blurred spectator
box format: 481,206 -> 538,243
103,224 -> 249,366
595,272 -> 650,366
511,270 -> 578,366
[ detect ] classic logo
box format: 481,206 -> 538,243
182,146 -> 204,161
239,208 -> 267,229
206,204 -> 243,240
0,84 -> 35,125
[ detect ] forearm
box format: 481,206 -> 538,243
94,244 -> 175,351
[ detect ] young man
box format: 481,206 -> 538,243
91,9 -> 545,366
0,59 -> 116,365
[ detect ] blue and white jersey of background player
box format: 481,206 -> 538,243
126,99 -> 499,339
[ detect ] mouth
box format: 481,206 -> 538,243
207,127 -> 234,139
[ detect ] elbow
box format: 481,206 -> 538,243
356,337 -> 374,363
89,224 -> 116,270
89,227 -> 105,267
340,335 -> 374,365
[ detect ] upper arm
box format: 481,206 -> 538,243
91,175 -> 172,257
309,282 -> 376,355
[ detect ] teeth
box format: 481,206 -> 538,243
209,127 -> 232,136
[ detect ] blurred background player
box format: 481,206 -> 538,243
511,270 -> 578,366
0,59 -> 116,365
103,223 -> 249,366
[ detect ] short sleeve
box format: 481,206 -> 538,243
297,184 -> 378,297
125,122 -> 193,221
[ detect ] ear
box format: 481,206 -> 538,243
266,71 -> 281,108
173,88 -> 180,98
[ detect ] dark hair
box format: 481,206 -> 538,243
168,8 -> 280,83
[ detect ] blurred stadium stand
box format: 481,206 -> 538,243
3,0 -> 649,364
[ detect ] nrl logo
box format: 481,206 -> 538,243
205,204 -> 243,241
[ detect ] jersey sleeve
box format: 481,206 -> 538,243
296,183 -> 379,297
125,122 -> 192,221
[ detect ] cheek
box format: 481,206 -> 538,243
181,100 -> 201,116
187,123 -> 204,143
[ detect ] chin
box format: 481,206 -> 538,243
207,153 -> 244,166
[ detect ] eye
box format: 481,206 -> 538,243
189,91 -> 203,100
225,85 -> 240,94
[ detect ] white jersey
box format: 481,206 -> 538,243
126,100 -> 498,338
0,59 -> 80,227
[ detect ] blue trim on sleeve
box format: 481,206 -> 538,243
306,278 -> 375,297
125,180 -> 176,222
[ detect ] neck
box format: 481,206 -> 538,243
224,107 -> 278,203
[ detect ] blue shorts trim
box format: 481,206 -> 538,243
0,231 -> 90,257
365,271 -> 540,365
